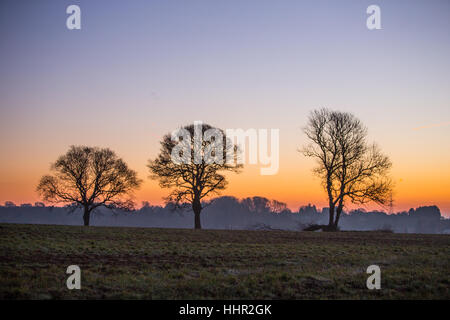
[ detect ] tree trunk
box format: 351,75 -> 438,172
83,207 -> 91,226
328,202 -> 335,228
327,178 -> 335,228
334,205 -> 343,229
192,198 -> 202,230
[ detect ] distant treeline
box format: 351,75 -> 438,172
1,197 -> 449,234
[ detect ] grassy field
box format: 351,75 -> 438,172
0,223 -> 449,299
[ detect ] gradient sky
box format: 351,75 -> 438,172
1,0 -> 449,215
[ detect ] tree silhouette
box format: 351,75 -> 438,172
37,146 -> 141,226
4,201 -> 16,208
148,123 -> 242,229
301,109 -> 393,231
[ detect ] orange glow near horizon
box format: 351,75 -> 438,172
1,151 -> 449,217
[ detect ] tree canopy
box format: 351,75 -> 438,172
37,145 -> 141,226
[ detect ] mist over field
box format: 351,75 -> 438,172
1,197 -> 448,234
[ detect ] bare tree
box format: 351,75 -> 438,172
148,123 -> 242,229
37,146 -> 142,226
301,109 -> 393,231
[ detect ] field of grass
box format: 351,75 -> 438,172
0,223 -> 449,299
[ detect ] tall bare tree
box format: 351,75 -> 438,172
301,109 -> 393,231
148,123 -> 242,229
37,146 -> 141,226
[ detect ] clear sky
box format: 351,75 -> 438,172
1,0 -> 449,215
